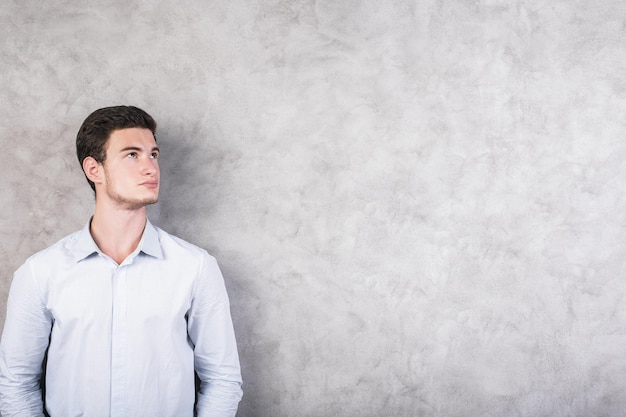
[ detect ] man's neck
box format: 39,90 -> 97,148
90,204 -> 148,265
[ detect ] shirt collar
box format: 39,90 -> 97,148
72,220 -> 100,262
140,219 -> 163,259
72,218 -> 163,262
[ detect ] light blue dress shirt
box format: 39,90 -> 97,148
0,220 -> 243,417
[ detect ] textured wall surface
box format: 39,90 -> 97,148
1,1 -> 625,416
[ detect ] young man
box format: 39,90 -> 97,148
0,106 -> 243,417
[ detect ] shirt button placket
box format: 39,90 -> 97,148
110,265 -> 128,417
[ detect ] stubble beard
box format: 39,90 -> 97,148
100,163 -> 160,211
105,184 -> 159,211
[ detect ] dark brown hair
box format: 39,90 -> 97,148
76,105 -> 157,191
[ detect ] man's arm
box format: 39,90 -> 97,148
0,262 -> 52,417
188,254 -> 243,417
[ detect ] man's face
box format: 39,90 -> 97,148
99,127 -> 160,210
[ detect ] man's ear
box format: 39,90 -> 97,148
82,157 -> 103,186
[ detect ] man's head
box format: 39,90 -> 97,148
76,105 -> 157,192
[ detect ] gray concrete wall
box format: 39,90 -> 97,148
1,1 -> 625,416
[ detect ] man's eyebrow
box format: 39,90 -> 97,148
119,146 -> 160,153
119,146 -> 141,153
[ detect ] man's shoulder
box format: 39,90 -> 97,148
15,229 -> 85,279
152,226 -> 215,261
24,229 -> 83,265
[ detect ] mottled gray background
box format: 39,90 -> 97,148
1,1 -> 625,416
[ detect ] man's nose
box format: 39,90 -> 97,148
141,157 -> 158,175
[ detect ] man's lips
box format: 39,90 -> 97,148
140,181 -> 159,189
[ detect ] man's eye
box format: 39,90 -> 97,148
151,152 -> 159,159
127,152 -> 137,158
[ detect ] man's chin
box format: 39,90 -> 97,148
121,197 -> 159,211
142,198 -> 159,208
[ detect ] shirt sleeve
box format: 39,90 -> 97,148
0,261 -> 52,417
187,253 -> 243,417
